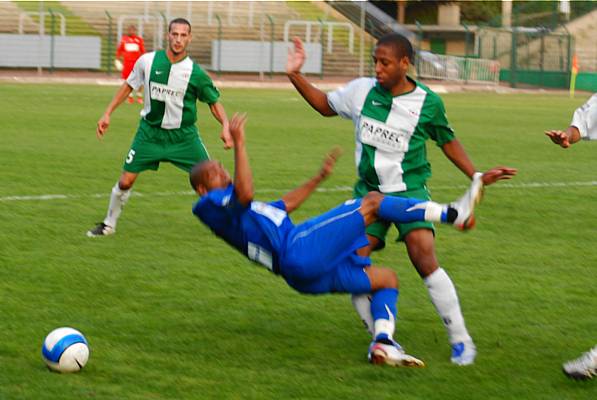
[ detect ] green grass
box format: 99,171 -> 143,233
1,84 -> 596,399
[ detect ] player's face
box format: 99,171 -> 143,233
373,44 -> 410,91
198,161 -> 231,194
127,26 -> 136,36
168,23 -> 192,55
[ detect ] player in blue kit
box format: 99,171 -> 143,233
190,113 -> 485,367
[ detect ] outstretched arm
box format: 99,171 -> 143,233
441,138 -> 477,178
281,148 -> 341,213
209,102 -> 232,149
96,81 -> 133,140
441,139 -> 517,185
229,113 -> 253,206
286,37 -> 337,117
545,127 -> 581,148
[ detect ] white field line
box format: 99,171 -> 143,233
1,181 -> 596,203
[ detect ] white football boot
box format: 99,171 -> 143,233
368,339 -> 425,368
451,172 -> 484,230
451,340 -> 477,366
563,346 -> 597,380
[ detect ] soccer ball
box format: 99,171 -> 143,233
42,327 -> 89,373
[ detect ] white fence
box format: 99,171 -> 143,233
211,40 -> 322,74
416,51 -> 501,85
0,34 -> 101,69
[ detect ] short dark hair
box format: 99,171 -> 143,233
377,33 -> 414,64
169,18 -> 191,33
189,162 -> 205,190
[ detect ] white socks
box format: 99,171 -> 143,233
373,305 -> 395,340
352,269 -> 472,345
351,294 -> 374,337
424,267 -> 472,344
103,183 -> 131,229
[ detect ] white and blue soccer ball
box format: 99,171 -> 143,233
42,327 -> 90,373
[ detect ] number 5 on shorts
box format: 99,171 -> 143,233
126,149 -> 136,164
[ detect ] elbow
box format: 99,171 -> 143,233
317,105 -> 337,117
319,109 -> 336,117
280,197 -> 296,214
283,202 -> 296,214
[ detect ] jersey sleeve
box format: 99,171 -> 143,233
194,67 -> 220,104
268,199 -> 287,212
327,78 -> 368,119
126,54 -> 146,90
427,94 -> 455,146
193,185 -> 246,221
212,185 -> 250,215
571,94 -> 597,140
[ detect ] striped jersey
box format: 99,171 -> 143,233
127,50 -> 220,130
571,93 -> 597,140
327,77 -> 455,193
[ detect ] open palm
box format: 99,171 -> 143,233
286,37 -> 306,74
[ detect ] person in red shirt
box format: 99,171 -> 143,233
116,25 -> 146,104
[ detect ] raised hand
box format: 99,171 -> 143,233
319,147 -> 342,180
481,166 -> 518,186
229,113 -> 248,145
286,37 -> 306,75
545,130 -> 571,148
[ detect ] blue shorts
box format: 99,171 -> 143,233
280,200 -> 372,294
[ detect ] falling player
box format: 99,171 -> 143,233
190,113 -> 511,366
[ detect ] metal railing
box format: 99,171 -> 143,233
284,20 -> 354,54
416,52 -> 500,85
117,14 -> 165,51
19,11 -> 66,36
325,0 -> 413,40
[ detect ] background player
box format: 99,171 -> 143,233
546,93 -> 597,380
87,18 -> 232,237
286,33 -> 517,365
191,113 -> 490,367
116,25 -> 146,104
545,93 -> 597,146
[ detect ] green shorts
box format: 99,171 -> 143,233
123,120 -> 210,173
354,180 -> 435,250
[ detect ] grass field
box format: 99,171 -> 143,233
1,83 -> 596,399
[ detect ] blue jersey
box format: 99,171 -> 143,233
193,184 -> 373,295
192,184 -> 293,274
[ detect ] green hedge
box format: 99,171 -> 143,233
500,69 -> 597,91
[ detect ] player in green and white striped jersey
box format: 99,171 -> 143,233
287,33 -> 516,365
88,18 -> 231,237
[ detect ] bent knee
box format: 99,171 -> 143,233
362,191 -> 384,207
384,269 -> 399,289
367,266 -> 399,290
118,174 -> 137,190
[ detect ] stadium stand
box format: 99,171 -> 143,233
27,1 -> 368,77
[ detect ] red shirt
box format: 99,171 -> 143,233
116,34 -> 145,64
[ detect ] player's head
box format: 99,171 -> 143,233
168,18 -> 192,56
189,160 -> 232,196
127,25 -> 137,36
373,33 -> 414,90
